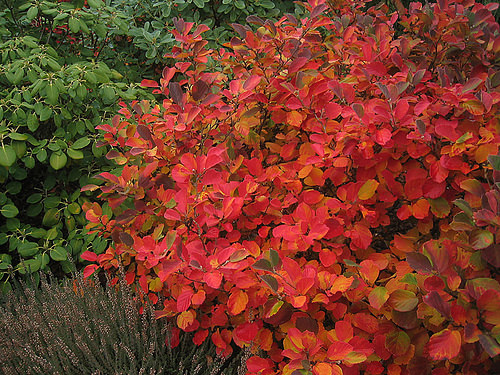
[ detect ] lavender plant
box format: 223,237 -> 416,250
0,270 -> 248,374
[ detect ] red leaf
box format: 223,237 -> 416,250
325,102 -> 342,119
228,289 -> 248,316
177,287 -> 194,312
83,264 -> 99,278
234,321 -> 259,343
289,57 -> 308,73
388,289 -> 418,312
81,251 -> 98,262
141,79 -> 159,88
203,271 -> 223,289
335,320 -> 353,342
406,253 -> 432,274
243,75 -> 261,91
327,341 -> 353,361
427,329 -> 461,360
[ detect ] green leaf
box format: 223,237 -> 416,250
193,0 -> 205,7
488,155 -> 500,171
101,86 -> 116,102
27,193 -> 43,204
18,257 -> 42,274
40,107 -> 52,122
50,151 -> 67,170
9,133 -> 28,141
69,17 -> 80,33
0,145 -> 17,167
42,208 -> 60,226
46,84 -> 59,105
50,246 -> 68,261
67,148 -> 84,160
1,204 -> 19,218
67,202 -> 81,215
27,6 -> 38,20
36,148 -> 47,162
71,136 -> 90,149
18,241 -> 39,257
27,114 -> 39,131
260,274 -> 278,292
269,249 -> 280,268
253,258 -> 273,271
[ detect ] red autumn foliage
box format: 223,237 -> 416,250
82,0 -> 500,373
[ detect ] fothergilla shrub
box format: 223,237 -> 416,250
82,0 -> 500,373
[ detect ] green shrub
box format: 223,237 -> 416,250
0,270 -> 248,374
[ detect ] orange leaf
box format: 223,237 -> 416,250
313,362 -> 343,375
228,289 -> 249,316
331,275 -> 354,294
427,329 -> 461,360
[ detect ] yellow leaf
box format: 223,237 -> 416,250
177,310 -> 195,330
358,179 -> 379,200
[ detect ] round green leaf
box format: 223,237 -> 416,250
0,145 -> 17,167
18,241 -> 39,257
50,246 -> 68,261
67,202 -> 81,214
50,151 -> 67,170
1,204 -> 19,218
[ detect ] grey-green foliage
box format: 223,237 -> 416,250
0,271 -> 249,374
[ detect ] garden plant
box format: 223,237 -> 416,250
81,0 -> 500,373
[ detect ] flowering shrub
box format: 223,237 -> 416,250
82,0 -> 500,373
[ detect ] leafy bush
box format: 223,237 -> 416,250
0,270 -> 248,374
82,0 -> 500,373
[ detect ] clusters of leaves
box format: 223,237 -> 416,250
80,0 -> 500,374
109,0 -> 302,68
0,270 -> 248,374
0,0 -> 295,291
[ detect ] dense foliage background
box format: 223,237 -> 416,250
0,0 -> 499,374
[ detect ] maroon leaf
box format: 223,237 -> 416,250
192,80 -> 209,101
137,125 -> 153,143
119,232 -> 134,247
246,15 -> 264,25
169,82 -> 184,106
482,244 -> 500,268
406,252 -> 433,274
423,291 -> 451,318
296,316 -> 319,334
